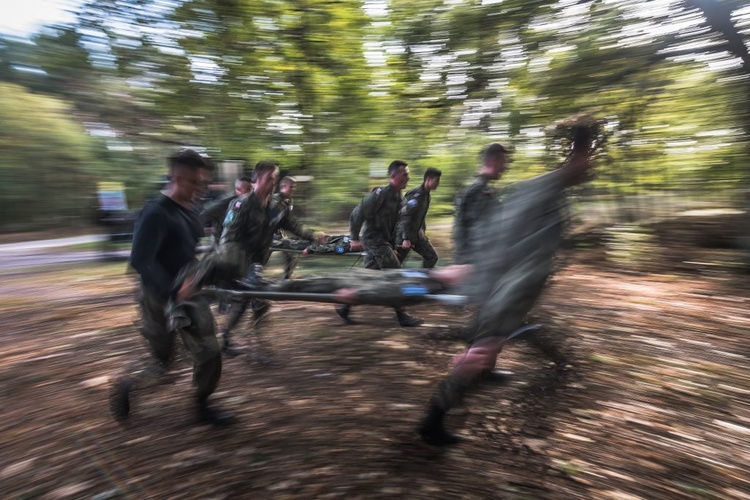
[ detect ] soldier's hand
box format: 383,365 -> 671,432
176,276 -> 198,304
334,288 -> 360,305
562,149 -> 594,186
349,240 -> 363,252
400,239 -> 412,250
431,264 -> 473,288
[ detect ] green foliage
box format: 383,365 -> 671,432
0,0 -> 749,231
0,83 -> 98,228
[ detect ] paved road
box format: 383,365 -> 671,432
0,235 -> 107,252
0,235 -> 129,271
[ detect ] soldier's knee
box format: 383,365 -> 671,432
424,255 -> 439,268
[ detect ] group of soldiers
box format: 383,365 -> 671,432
109,137 -> 595,446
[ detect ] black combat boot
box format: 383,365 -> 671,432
109,376 -> 135,421
335,304 -> 357,325
481,369 -> 514,384
251,299 -> 271,321
197,399 -> 236,428
220,333 -> 244,358
396,309 -> 424,327
418,403 -> 462,446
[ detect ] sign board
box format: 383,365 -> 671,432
97,182 -> 129,211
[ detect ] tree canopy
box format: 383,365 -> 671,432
1,0 -> 748,228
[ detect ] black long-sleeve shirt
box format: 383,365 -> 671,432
130,193 -> 203,299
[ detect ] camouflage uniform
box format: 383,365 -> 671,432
397,185 -> 438,268
271,237 -> 313,252
268,191 -> 315,278
215,190 -> 275,278
269,192 -> 315,242
426,168 -> 572,436
214,189 -> 315,278
452,175 -> 500,265
271,235 -> 355,255
263,268 -> 446,307
199,194 -> 235,248
350,183 -> 403,270
343,182 -> 422,324
129,287 -> 222,404
216,189 -> 316,342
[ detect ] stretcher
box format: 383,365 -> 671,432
214,282 -> 470,307
208,281 -> 539,345
202,266 -> 467,307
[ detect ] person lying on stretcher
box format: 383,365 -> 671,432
270,234 -> 362,255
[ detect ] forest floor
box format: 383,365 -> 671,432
1,216 -> 749,499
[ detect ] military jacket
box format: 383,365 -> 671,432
199,194 -> 234,245
399,185 -> 431,242
453,175 -> 500,263
268,192 -> 315,241
218,190 -> 276,269
349,183 -> 402,247
464,169 -> 569,341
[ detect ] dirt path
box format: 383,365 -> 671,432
1,251 -> 749,499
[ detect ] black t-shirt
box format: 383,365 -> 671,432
130,193 -> 203,299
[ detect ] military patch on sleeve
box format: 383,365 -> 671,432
224,209 -> 237,226
406,198 -> 418,208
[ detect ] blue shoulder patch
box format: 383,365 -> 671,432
406,199 -> 418,208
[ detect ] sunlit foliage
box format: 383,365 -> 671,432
0,0 -> 749,228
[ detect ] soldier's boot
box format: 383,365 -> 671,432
396,308 -> 424,327
109,375 -> 135,421
196,398 -> 237,428
251,299 -> 271,321
481,369 -> 514,384
251,349 -> 278,366
335,304 -> 358,325
217,300 -> 230,315
479,325 -> 542,381
220,332 -> 245,358
418,403 -> 462,446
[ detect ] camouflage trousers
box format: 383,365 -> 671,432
364,242 -> 401,270
397,236 -> 438,269
135,287 -> 222,401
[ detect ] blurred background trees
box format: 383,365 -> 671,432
0,0 -> 748,234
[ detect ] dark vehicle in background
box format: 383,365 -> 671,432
96,182 -> 136,249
